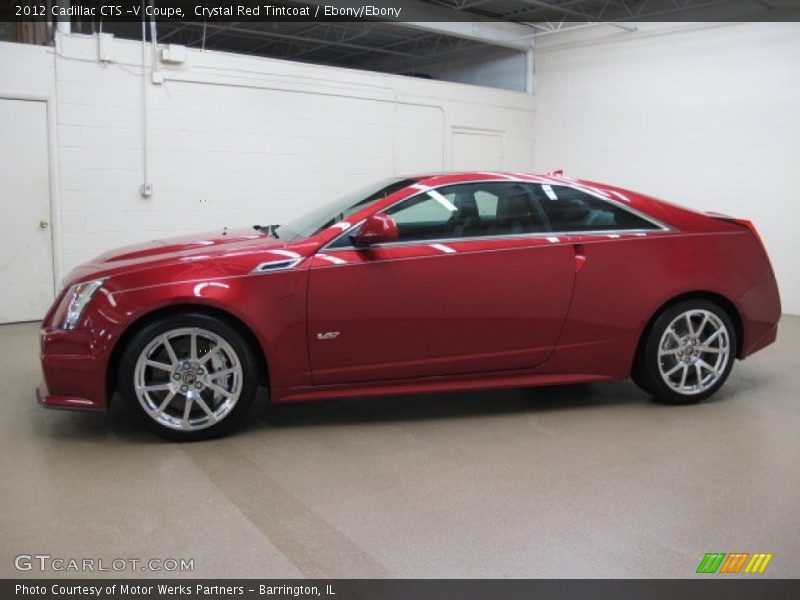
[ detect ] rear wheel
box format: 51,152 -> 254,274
634,300 -> 736,405
119,313 -> 259,440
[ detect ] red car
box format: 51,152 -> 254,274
37,172 -> 780,440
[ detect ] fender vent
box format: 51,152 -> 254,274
251,258 -> 302,273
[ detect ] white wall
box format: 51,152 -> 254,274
0,34 -> 535,284
533,22 -> 800,315
0,41 -> 55,96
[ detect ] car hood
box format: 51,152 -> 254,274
63,228 -> 302,288
92,228 -> 265,263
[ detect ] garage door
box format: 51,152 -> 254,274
0,99 -> 55,323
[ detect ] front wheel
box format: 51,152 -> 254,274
634,300 -> 736,405
119,313 -> 259,441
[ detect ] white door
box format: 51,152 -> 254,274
0,99 -> 55,323
452,130 -> 504,171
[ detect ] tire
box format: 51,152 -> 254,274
633,299 -> 736,405
118,312 -> 259,441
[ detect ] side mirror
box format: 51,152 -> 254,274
350,214 -> 399,247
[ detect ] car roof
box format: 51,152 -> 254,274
408,170 -> 577,186
405,170 -> 618,195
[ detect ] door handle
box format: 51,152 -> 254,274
573,243 -> 586,273
39,220 -> 50,229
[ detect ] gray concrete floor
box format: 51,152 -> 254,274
1,317 -> 798,579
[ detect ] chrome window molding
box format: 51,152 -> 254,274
322,228 -> 666,253
321,178 -> 673,253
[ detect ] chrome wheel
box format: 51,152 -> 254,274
657,309 -> 731,396
134,327 -> 243,431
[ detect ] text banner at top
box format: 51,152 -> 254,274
3,0 -> 800,23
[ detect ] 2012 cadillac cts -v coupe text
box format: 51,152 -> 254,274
37,172 -> 781,440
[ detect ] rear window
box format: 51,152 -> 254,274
530,185 -> 660,232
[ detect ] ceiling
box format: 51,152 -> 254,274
98,19 -> 497,76
4,1 -> 781,78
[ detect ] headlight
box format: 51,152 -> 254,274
58,279 -> 106,330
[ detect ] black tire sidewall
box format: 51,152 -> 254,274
118,313 -> 259,441
640,299 -> 737,405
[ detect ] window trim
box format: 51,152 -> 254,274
321,179 -> 673,252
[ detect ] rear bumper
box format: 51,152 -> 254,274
738,276 -> 781,358
745,322 -> 778,357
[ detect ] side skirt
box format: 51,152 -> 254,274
273,371 -> 615,403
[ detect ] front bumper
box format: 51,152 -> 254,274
36,382 -> 104,411
38,327 -> 111,411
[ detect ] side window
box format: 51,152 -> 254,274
531,184 -> 659,232
383,182 -> 548,243
474,191 -> 498,217
327,182 -> 554,247
328,192 -> 456,248
389,193 -> 454,225
381,190 -> 457,243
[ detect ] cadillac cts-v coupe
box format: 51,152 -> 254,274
37,172 -> 780,440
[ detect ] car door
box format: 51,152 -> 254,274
306,181 -> 577,385
526,181 -> 671,371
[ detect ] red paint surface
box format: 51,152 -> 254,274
38,172 -> 781,410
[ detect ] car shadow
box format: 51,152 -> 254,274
248,380 -> 647,431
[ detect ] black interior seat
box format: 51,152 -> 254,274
449,191 -> 485,238
491,191 -> 541,235
547,198 -> 590,230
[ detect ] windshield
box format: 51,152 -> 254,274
277,177 -> 418,241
